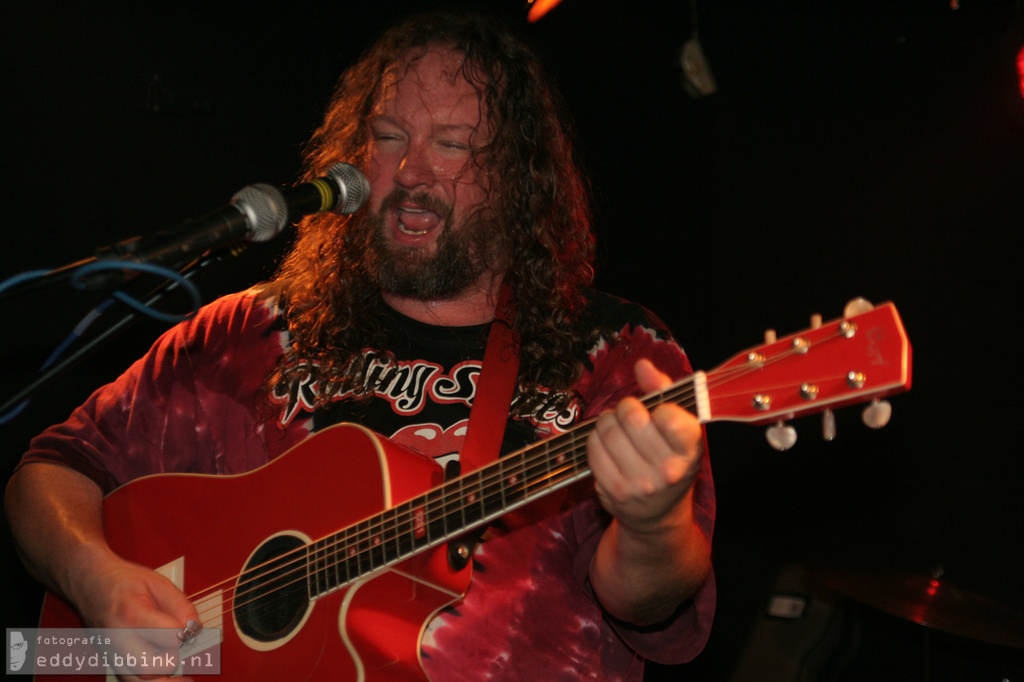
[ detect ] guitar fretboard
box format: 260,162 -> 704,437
304,423 -> 601,599
299,302 -> 911,600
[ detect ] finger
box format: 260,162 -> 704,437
150,575 -> 200,626
588,412 -> 629,484
601,400 -> 665,482
587,425 -> 618,500
613,397 -> 678,473
650,404 -> 703,484
650,403 -> 702,456
634,358 -> 674,393
589,408 -> 664,500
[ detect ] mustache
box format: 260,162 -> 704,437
378,189 -> 453,219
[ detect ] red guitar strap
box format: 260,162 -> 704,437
458,283 -> 520,475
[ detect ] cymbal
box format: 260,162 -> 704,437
813,567 -> 1024,649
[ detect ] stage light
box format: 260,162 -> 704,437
681,37 -> 717,97
527,0 -> 564,23
1017,45 -> 1024,100
680,1 -> 716,97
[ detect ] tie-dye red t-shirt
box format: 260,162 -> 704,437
23,287 -> 716,680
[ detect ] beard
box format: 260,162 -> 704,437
358,189 -> 504,301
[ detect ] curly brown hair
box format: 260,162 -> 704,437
264,11 -> 597,416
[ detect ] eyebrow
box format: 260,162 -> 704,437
368,115 -> 478,135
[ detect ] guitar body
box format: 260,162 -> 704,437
38,423 -> 471,681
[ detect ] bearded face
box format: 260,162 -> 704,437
350,47 -> 511,304
355,186 -> 504,300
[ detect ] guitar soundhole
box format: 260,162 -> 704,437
235,534 -> 309,642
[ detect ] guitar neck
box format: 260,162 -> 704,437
304,300 -> 911,600
306,420 -> 601,600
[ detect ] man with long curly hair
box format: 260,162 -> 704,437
7,11 -> 715,681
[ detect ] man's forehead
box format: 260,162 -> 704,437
392,47 -> 468,83
374,47 -> 483,113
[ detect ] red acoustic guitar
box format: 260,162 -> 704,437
36,300 -> 912,681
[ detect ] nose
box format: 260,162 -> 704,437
394,140 -> 435,190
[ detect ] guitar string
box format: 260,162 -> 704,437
187,377 -> 698,623
193,366 -> 720,622
188,340 -> 821,623
190,415 -> 608,623
189,342 -> 819,624
188,328 -> 847,624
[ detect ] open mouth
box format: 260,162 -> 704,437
397,206 -> 436,236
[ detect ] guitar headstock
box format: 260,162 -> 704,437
700,299 -> 912,448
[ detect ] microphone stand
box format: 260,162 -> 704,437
0,252 -> 216,420
0,227 -> 202,303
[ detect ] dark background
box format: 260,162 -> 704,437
2,1 -> 1023,679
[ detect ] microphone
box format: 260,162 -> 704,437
79,163 -> 370,291
272,162 -> 371,231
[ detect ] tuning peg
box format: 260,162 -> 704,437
861,399 -> 892,429
766,421 -> 797,451
822,409 -> 836,441
844,297 -> 874,318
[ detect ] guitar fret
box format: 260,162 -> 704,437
323,539 -> 334,591
461,469 -> 486,527
337,526 -> 355,586
442,478 -> 466,537
523,447 -> 552,497
497,457 -> 509,511
381,506 -> 400,565
409,501 -> 427,554
302,430 -> 596,603
542,440 -> 555,494
410,500 -> 429,545
329,540 -> 338,588
378,509 -> 392,567
304,544 -> 316,600
353,518 -> 371,575
503,451 -> 528,507
313,539 -> 328,599
423,487 -> 447,541
306,533 -> 333,599
452,475 -> 466,532
480,462 -> 505,518
367,517 -> 384,571
391,501 -> 410,559
341,527 -> 357,586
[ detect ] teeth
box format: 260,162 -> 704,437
398,223 -> 429,236
398,207 -> 431,235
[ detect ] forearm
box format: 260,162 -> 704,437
590,489 -> 711,626
5,462 -> 111,602
7,462 -> 200,666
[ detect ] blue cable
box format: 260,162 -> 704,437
0,261 -> 204,423
69,260 -> 203,324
